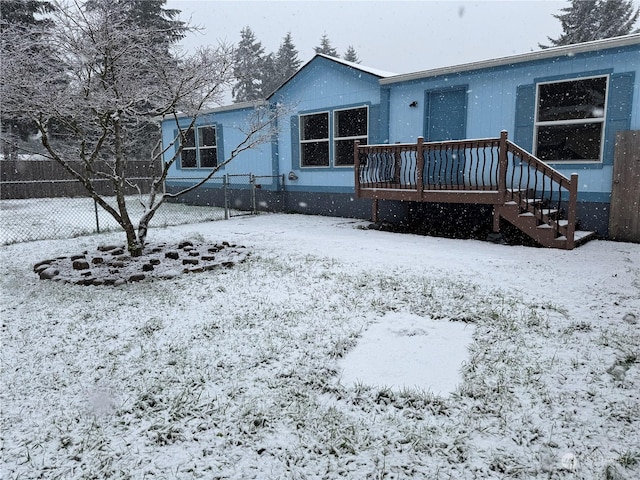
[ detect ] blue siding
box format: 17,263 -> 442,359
162,106 -> 277,190
161,41 -> 639,216
384,44 -> 640,202
270,56 -> 384,191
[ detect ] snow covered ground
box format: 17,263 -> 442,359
1,213 -> 639,479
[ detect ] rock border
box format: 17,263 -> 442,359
33,241 -> 249,286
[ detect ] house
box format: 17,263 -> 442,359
162,34 -> 640,247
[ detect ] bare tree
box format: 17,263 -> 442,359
1,0 -> 281,256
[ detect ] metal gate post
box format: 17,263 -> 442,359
94,199 -> 101,233
223,174 -> 229,220
250,174 -> 257,214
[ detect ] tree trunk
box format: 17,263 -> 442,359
113,116 -> 143,257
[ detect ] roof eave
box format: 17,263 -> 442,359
381,34 -> 640,85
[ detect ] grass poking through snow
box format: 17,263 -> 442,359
2,238 -> 639,479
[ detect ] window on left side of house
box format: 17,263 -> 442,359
180,125 -> 217,168
300,112 -> 330,167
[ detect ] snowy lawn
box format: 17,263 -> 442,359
1,214 -> 639,479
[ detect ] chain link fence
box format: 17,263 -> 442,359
0,174 -> 283,245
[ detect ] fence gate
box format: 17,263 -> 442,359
225,174 -> 256,217
610,130 -> 640,243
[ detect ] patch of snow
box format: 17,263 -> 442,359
339,312 -> 474,394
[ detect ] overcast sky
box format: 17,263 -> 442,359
165,0 -> 639,75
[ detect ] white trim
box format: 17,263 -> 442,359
299,111 -> 331,168
180,124 -> 218,169
333,105 -> 369,167
381,34 -> 640,85
533,75 -> 609,163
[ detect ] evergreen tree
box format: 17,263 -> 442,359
0,0 -> 54,159
0,0 -> 53,30
232,26 -> 265,102
276,32 -> 302,80
261,52 -> 280,98
542,0 -> 639,48
597,0 -> 640,38
262,32 -> 302,95
314,33 -> 339,57
343,45 -> 360,63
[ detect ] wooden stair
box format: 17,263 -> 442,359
496,194 -> 596,250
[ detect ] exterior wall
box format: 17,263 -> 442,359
160,42 -> 639,237
270,56 -> 385,197
384,44 -> 639,203
162,105 -> 278,193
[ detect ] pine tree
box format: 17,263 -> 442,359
343,45 -> 360,63
314,33 -> 339,57
0,0 -> 53,30
261,52 -> 280,97
542,0 -> 639,48
276,32 -> 302,80
232,26 -> 266,102
597,0 -> 640,38
0,0 -> 54,159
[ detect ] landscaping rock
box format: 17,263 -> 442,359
33,241 -> 250,286
72,260 -> 90,270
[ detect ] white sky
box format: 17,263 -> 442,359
165,0 -> 576,74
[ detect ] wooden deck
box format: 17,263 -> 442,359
354,131 -> 594,249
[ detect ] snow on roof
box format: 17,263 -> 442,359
381,33 -> 640,85
314,53 -> 397,78
266,53 -> 397,99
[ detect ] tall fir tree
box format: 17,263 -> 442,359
84,0 -> 186,54
542,0 -> 639,48
0,0 -> 53,30
232,26 -> 266,102
261,52 -> 280,98
596,0 -> 640,38
314,33 -> 339,57
0,0 -> 54,158
276,32 -> 302,80
343,45 -> 360,63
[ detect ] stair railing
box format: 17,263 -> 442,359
503,133 -> 578,248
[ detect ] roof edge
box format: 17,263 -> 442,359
381,34 -> 640,85
163,100 -> 268,121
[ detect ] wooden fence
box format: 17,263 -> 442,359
0,158 -> 162,199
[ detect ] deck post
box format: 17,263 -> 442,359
498,131 -> 508,200
372,198 -> 379,223
493,131 -> 509,232
566,173 -> 578,249
416,137 -> 424,201
354,140 -> 361,198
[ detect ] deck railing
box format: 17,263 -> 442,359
354,131 -> 579,247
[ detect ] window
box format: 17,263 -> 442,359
334,107 -> 368,166
180,129 -> 197,168
180,125 -> 217,168
534,76 -> 607,162
300,112 -> 329,167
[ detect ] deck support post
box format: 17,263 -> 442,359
354,140 -> 361,198
566,173 -> 578,249
372,198 -> 379,223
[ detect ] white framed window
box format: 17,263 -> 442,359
334,106 -> 368,166
197,126 -> 217,168
300,112 -> 330,167
534,76 -> 608,162
180,125 -> 217,169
